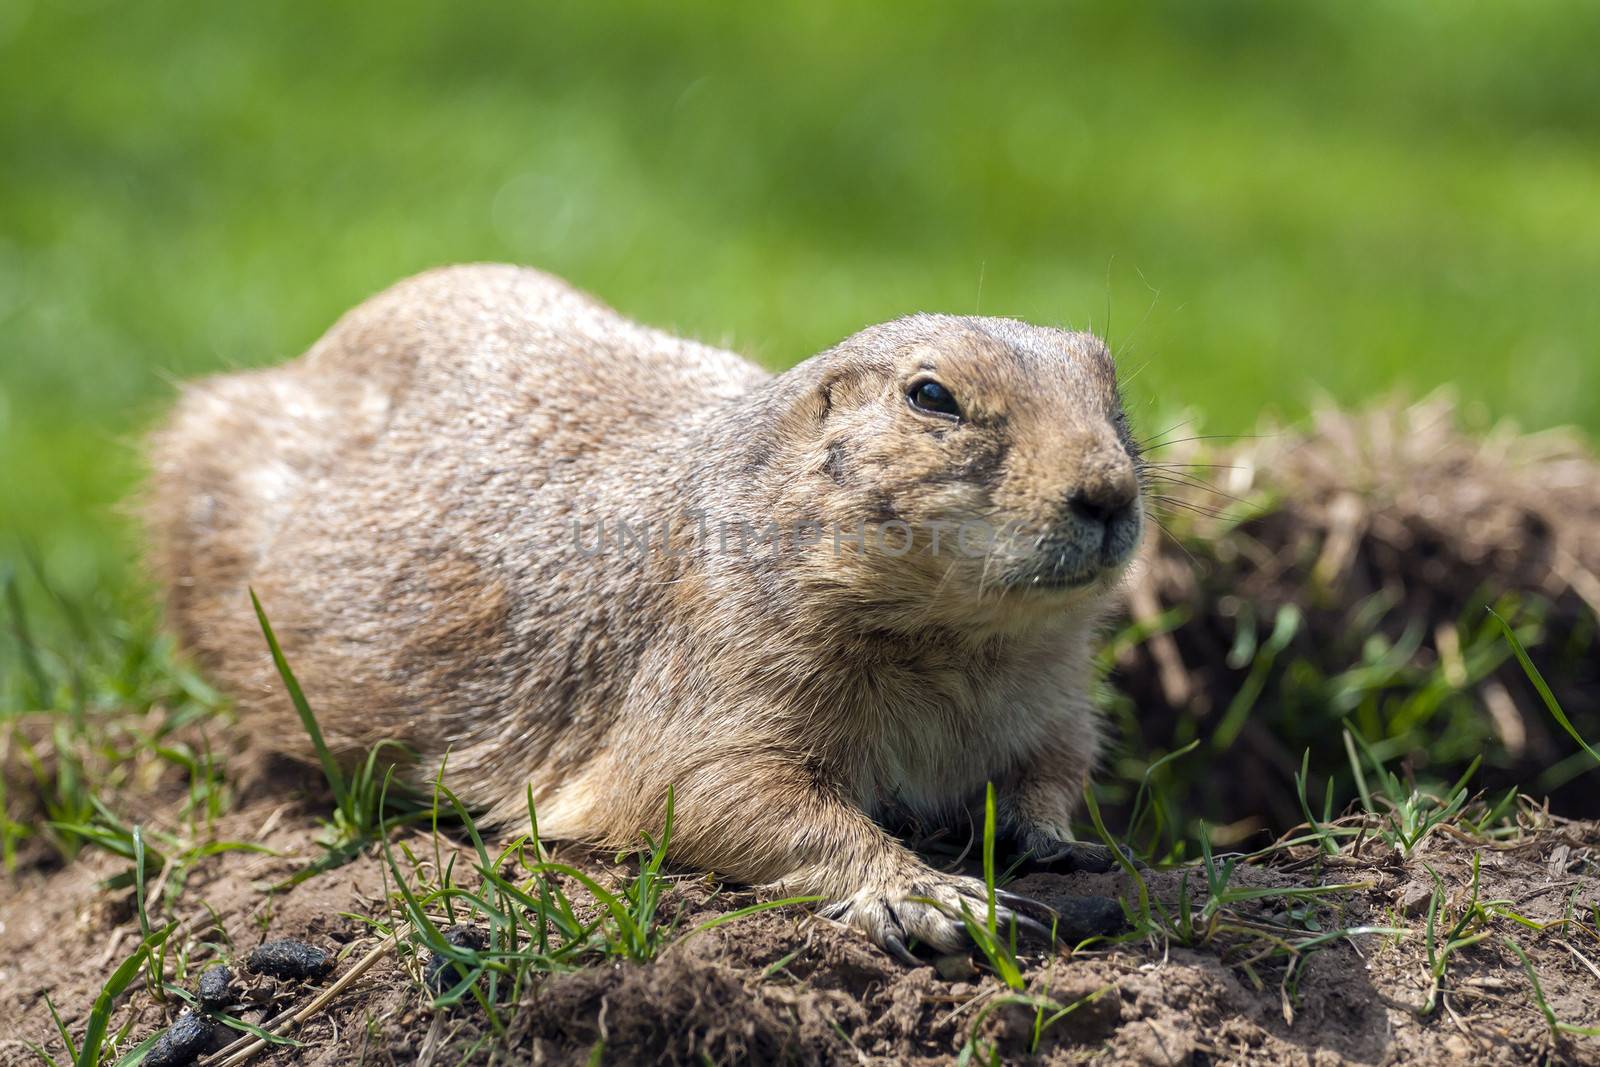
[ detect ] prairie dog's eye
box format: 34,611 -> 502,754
908,379 -> 962,420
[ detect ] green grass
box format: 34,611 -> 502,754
48,793 -> 268,900
249,607 -> 817,1028
1407,842 -> 1600,1037
1098,583 -> 1578,862
957,981 -> 1118,1066
0,559 -> 227,872
1092,637 -> 1599,1036
946,784 -> 1113,1061
1341,725 -> 1483,855
944,771 -> 1404,1061
1492,607 -> 1600,768
4,1 -> 1600,602
373,777 -> 819,1038
1419,852 -> 1492,1017
950,784 -> 1030,992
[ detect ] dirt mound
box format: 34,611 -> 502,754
1117,393 -> 1600,842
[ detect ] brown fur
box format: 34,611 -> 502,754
145,264 -> 1143,951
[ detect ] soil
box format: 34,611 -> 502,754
2,787 -> 1597,1067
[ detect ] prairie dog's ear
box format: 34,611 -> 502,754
816,364 -> 879,421
739,369 -> 835,469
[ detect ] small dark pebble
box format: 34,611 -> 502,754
426,924 -> 490,993
246,938 -> 333,980
196,963 -> 234,1006
144,1010 -> 223,1067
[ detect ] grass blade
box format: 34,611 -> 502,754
1490,608 -> 1600,767
249,590 -> 348,812
982,782 -> 998,935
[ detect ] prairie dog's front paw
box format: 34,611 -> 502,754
819,873 -> 1051,964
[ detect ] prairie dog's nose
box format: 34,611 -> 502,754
1065,464 -> 1138,529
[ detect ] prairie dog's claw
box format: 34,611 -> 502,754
1024,839 -> 1140,873
881,932 -> 920,967
1000,908 -> 1057,943
996,887 -> 1057,919
817,899 -> 850,922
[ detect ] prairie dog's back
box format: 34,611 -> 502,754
146,264 -> 765,765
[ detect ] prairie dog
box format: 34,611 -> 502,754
147,265 -> 1143,954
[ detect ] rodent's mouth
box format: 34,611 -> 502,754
1002,559 -> 1116,594
1000,518 -> 1142,594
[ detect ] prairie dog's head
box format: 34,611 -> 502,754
753,313 -> 1143,633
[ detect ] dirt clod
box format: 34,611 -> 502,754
245,938 -> 332,980
1052,893 -> 1127,942
1051,981 -> 1123,1043
934,953 -> 979,981
1396,880 -> 1435,917
1129,1019 -> 1195,1066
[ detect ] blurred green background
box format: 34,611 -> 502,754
3,0 -> 1599,603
